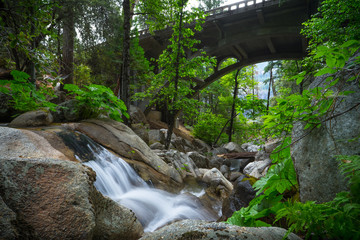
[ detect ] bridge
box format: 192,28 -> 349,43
138,0 -> 319,96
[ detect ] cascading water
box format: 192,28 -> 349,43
58,131 -> 216,232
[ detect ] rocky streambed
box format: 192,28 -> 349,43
0,114 -> 296,239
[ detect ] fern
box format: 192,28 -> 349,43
276,155 -> 360,239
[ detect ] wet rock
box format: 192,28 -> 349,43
8,110 -> 53,127
74,119 -> 183,190
140,219 -> 302,240
223,142 -> 245,153
229,158 -> 252,172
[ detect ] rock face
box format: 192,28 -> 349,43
74,119 -> 183,191
291,60 -> 360,203
0,157 -> 143,239
8,110 -> 53,127
0,126 -> 144,239
140,219 -> 302,240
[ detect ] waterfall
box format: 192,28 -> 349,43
58,131 -> 216,232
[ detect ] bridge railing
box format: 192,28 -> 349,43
138,0 -> 278,37
206,0 -> 274,16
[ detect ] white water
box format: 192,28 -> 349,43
83,141 -> 215,232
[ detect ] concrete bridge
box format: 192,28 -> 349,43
138,0 -> 319,96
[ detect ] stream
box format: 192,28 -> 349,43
58,131 -> 216,232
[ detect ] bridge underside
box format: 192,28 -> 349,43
139,0 -> 319,95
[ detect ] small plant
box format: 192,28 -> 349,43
64,84 -> 129,121
0,70 -> 57,113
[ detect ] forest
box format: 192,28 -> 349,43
1,0 -> 360,239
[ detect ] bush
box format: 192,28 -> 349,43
192,110 -> 227,145
63,84 -> 129,121
0,70 -> 57,114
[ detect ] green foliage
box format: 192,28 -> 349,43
262,40 -> 360,138
192,110 -> 227,145
0,70 -> 57,113
302,0 -> 360,50
227,138 -> 298,228
63,84 -> 129,121
276,155 -> 360,239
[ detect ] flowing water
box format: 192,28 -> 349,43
58,131 -> 216,232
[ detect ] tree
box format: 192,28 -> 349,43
0,0 -> 58,82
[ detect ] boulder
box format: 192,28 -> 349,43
192,138 -> 211,153
148,129 -> 162,144
202,168 -> 233,192
291,59 -> 360,203
129,105 -> 148,125
0,196 -> 17,239
150,142 -> 165,150
74,119 -> 183,189
131,123 -> 150,145
8,110 -> 53,127
241,142 -> 260,152
0,126 -> 143,239
187,151 -> 209,168
223,142 -> 245,153
139,219 -> 302,240
0,157 -> 143,239
221,176 -> 256,220
264,139 -> 281,153
163,150 -> 200,179
229,158 -> 252,172
243,158 -> 272,178
211,147 -> 228,156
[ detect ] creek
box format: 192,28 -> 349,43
58,131 -> 216,232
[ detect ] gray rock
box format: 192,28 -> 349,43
291,59 -> 360,202
140,219 -> 302,240
211,147 -> 228,155
148,129 -> 162,144
243,159 -> 272,178
163,150 -> 200,179
0,157 -> 143,239
220,165 -> 230,179
131,123 -> 150,145
75,119 -> 183,186
202,168 -> 233,192
187,151 -> 209,168
129,105 -> 148,124
221,176 -> 256,220
0,196 -> 17,239
9,110 -> 53,127
265,139 -> 281,153
229,158 -> 252,172
192,138 -> 211,153
255,150 -> 270,161
241,142 -> 260,152
150,142 -> 165,150
223,142 -> 245,153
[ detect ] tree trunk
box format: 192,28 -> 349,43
60,4 -> 74,90
228,68 -> 240,142
266,67 -> 273,112
164,0 -> 185,149
119,0 -> 132,125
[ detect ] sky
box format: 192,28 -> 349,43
189,0 -> 243,9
